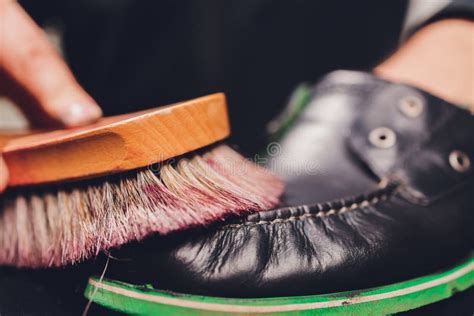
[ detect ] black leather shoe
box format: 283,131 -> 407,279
86,71 -> 474,315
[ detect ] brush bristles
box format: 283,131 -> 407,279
0,145 -> 283,267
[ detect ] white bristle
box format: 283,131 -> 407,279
0,145 -> 283,267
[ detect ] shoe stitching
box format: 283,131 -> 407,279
226,188 -> 395,229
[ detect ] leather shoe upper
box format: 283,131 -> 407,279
103,71 -> 474,298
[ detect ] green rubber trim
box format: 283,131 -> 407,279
267,83 -> 312,142
85,254 -> 474,315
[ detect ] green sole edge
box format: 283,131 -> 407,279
84,254 -> 474,315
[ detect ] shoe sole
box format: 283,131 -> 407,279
84,253 -> 474,315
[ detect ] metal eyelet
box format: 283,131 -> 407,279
399,96 -> 423,118
449,150 -> 470,173
369,127 -> 396,149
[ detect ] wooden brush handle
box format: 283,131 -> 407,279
2,93 -> 230,187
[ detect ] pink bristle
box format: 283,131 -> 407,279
0,145 -> 283,267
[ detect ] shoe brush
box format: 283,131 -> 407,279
0,93 -> 283,267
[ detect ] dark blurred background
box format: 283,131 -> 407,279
20,0 -> 406,152
1,1 -> 473,315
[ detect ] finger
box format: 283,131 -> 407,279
0,1 -> 102,127
0,156 -> 8,192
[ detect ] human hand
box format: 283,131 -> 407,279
0,0 -> 102,192
375,19 -> 474,108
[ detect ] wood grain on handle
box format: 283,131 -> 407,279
2,93 -> 230,187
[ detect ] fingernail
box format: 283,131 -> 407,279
61,103 -> 102,126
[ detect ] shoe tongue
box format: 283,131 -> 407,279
266,71 -> 381,143
264,71 -> 383,204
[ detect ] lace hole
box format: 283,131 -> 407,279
449,150 -> 470,173
369,127 -> 396,149
399,96 -> 423,118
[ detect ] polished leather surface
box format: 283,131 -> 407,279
104,71 -> 474,298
